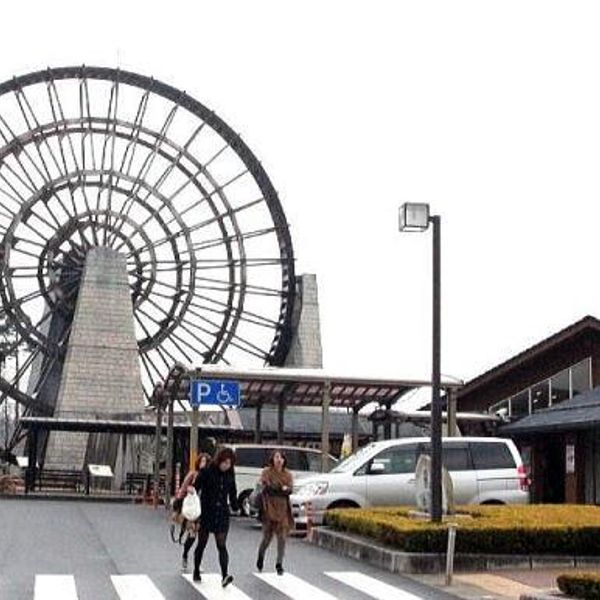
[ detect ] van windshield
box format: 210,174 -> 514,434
330,444 -> 376,473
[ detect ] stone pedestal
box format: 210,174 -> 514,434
44,247 -> 145,471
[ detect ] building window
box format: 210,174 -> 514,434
550,368 -> 570,406
511,390 -> 530,418
531,380 -> 550,412
571,358 -> 592,397
484,357 -> 592,420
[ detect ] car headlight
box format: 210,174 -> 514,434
295,481 -> 329,496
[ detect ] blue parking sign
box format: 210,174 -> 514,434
190,379 -> 241,409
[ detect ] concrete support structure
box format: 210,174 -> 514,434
285,274 -> 323,369
44,247 -> 145,470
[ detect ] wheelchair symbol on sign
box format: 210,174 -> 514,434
216,384 -> 233,405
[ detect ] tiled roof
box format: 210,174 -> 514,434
459,315 -> 600,398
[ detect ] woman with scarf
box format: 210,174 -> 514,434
256,450 -> 294,575
192,446 -> 239,588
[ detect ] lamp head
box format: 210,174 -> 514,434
399,203 -> 431,232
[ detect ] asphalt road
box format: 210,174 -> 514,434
0,499 -> 459,600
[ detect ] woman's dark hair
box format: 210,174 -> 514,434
214,446 -> 236,468
194,452 -> 211,471
267,449 -> 287,470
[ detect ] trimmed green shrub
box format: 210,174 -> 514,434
557,572 -> 600,599
324,505 -> 600,555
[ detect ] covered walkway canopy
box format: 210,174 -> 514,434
18,413 -> 235,436
181,365 -> 464,464
18,411 -> 239,493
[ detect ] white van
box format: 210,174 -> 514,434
230,444 -> 337,516
291,437 -> 530,525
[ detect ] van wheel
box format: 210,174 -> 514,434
481,500 -> 504,505
238,490 -> 252,517
327,500 -> 360,510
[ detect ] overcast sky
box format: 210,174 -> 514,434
2,1 -> 600,385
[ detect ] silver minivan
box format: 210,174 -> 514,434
291,437 -> 530,525
230,444 -> 337,516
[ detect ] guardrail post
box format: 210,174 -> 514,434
445,524 -> 457,586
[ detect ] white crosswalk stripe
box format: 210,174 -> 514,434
28,570 -> 427,600
111,575 -> 165,599
326,571 -> 424,600
182,573 -> 254,599
34,575 -> 78,600
256,572 -> 339,600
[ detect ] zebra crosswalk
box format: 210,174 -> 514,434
182,573 -> 254,600
111,575 -> 166,600
34,575 -> 78,600
31,571 -> 428,599
326,572 -> 425,600
257,572 -> 338,600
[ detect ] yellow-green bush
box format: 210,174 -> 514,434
324,505 -> 600,555
557,572 -> 600,599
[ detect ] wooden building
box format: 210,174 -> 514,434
457,316 -> 600,504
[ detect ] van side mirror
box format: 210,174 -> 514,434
368,461 -> 386,475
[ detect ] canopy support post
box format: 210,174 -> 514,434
321,381 -> 331,472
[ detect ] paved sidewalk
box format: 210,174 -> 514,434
412,567 -> 600,599
411,573 -> 534,600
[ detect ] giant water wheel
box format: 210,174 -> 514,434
0,67 -> 295,451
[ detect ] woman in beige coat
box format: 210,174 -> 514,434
256,450 -> 294,575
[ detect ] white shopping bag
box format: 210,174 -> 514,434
181,488 -> 201,521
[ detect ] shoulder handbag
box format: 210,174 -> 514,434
181,487 -> 201,521
249,481 -> 264,511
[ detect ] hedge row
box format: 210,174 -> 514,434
557,573 -> 600,599
324,505 -> 600,555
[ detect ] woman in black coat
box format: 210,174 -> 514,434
192,446 -> 239,588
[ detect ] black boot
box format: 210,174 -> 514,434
192,570 -> 201,582
276,563 -> 284,576
256,554 -> 264,572
222,574 -> 234,588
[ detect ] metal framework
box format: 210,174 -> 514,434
176,365 -> 464,465
0,66 -> 296,448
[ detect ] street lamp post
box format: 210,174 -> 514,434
189,369 -> 200,474
399,203 -> 443,523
